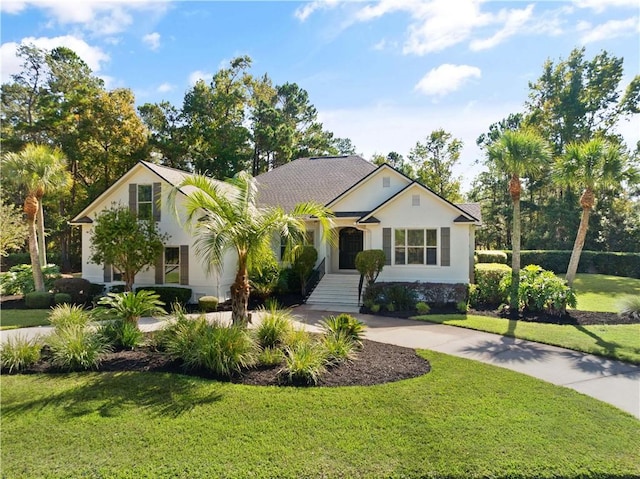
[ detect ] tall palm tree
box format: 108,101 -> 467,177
487,129 -> 551,311
170,171 -> 333,326
1,144 -> 70,291
554,139 -> 635,286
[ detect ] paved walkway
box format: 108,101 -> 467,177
2,306 -> 639,419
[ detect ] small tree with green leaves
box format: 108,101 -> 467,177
292,245 -> 317,296
355,250 -> 386,286
89,205 -> 167,292
0,199 -> 28,257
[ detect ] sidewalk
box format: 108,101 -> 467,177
2,306 -> 638,419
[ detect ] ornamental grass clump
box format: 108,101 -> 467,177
99,319 -> 144,350
46,325 -> 111,371
49,303 -> 91,329
280,339 -> 327,385
0,335 -> 42,373
254,304 -> 294,349
320,313 -> 366,346
322,330 -> 356,365
618,295 -> 640,320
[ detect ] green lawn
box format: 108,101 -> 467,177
571,273 -> 640,312
2,351 -> 638,479
415,314 -> 640,364
0,309 -> 51,330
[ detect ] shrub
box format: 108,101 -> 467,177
52,278 -> 91,305
370,304 -> 380,313
468,284 -> 479,308
618,295 -> 640,320
322,330 -> 356,365
283,328 -> 311,349
500,265 -> 577,315
49,304 -> 91,328
320,313 -> 365,346
158,309 -> 204,354
280,340 -> 326,385
24,291 -> 53,309
386,284 -> 417,310
250,254 -> 280,300
276,266 -> 299,294
46,325 -> 111,371
198,296 -> 219,312
456,301 -> 468,313
53,293 -> 72,305
258,347 -> 285,366
0,264 -> 61,295
95,290 -> 166,326
89,283 -> 105,297
355,249 -> 386,285
136,286 -> 192,308
386,303 -> 396,312
0,335 -> 41,373
2,252 -> 31,269
255,305 -> 294,349
474,263 -> 511,305
475,250 -> 508,264
171,319 -> 256,377
416,301 -> 430,314
292,245 -> 318,295
99,319 -> 144,350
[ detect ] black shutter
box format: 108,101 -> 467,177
180,245 -> 189,285
153,182 -> 161,221
129,184 -> 137,214
155,251 -> 164,284
382,228 -> 391,265
441,227 -> 450,267
103,262 -> 112,282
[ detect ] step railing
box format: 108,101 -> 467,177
303,257 -> 325,303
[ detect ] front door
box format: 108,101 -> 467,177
339,227 -> 363,270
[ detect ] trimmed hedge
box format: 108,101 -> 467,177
473,263 -> 512,306
25,291 -> 53,309
502,250 -> 640,279
52,278 -> 91,305
135,286 -> 193,308
53,293 -> 73,305
475,250 -> 508,264
198,296 -> 219,312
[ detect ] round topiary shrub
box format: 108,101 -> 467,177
25,291 -> 53,309
198,296 -> 219,312
52,278 -> 91,305
53,293 -> 73,305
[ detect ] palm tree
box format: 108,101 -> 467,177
170,171 -> 333,326
1,144 -> 71,291
554,138 -> 636,286
487,129 -> 551,311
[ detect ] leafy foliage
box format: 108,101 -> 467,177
0,335 -> 41,373
0,199 -> 28,257
319,313 -> 366,346
0,264 -> 61,295
95,290 -> 166,325
254,305 -> 294,349
99,319 -> 144,350
198,296 -> 219,312
355,249 -> 386,286
475,250 -> 508,264
49,303 -> 91,328
280,340 -> 327,385
52,278 -> 91,305
474,263 -> 512,305
24,291 -> 53,309
135,286 -> 193,308
321,330 -> 356,365
292,245 -> 317,295
46,325 -> 111,371
618,295 -> 640,320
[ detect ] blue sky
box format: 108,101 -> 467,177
1,0 -> 639,189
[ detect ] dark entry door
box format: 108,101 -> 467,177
339,227 -> 363,269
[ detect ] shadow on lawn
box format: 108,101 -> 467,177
2,372 -> 223,419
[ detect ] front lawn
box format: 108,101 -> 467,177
2,351 -> 638,479
415,314 -> 640,364
571,273 -> 640,312
0,309 -> 51,330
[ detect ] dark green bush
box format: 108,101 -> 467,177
475,250 -> 508,264
89,283 -> 105,297
198,296 -> 219,312
53,293 -> 72,305
249,254 -> 280,299
503,250 -> 640,278
99,319 -> 144,350
355,249 -> 386,285
474,263 -> 511,305
136,286 -> 192,308
2,252 -> 30,269
292,246 -> 318,295
25,291 -> 53,309
276,266 -> 299,294
53,278 -> 91,305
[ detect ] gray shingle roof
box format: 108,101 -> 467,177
456,203 -> 482,224
255,155 -> 377,211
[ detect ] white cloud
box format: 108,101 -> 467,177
574,0 -> 639,13
580,17 -> 640,43
0,36 -> 109,83
470,4 -> 535,51
294,0 -> 340,21
157,82 -> 174,93
2,0 -> 170,36
415,64 -> 481,97
188,70 -> 212,86
143,32 -> 161,51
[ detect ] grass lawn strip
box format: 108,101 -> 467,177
415,314 -> 640,364
571,274 -> 640,312
2,351 -> 638,479
0,309 -> 51,330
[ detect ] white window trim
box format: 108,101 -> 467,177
393,228 -> 439,266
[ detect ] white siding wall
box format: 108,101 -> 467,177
330,168 -> 410,212
79,167 -> 237,301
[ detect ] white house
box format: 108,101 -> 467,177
71,156 -> 480,305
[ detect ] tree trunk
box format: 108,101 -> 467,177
24,196 -> 45,292
510,198 -> 521,312
230,262 -> 250,327
36,200 -> 47,267
566,207 -> 591,287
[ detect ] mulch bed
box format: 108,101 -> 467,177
18,339 -> 432,387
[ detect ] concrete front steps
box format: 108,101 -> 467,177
305,273 -> 361,313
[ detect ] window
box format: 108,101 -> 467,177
137,184 -> 152,220
394,228 -> 438,265
112,266 -> 123,282
164,247 -> 180,284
